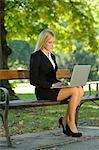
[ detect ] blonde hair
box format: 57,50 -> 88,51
35,29 -> 55,51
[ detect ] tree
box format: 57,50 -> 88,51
5,0 -> 98,53
0,0 -> 4,69
0,0 -> 17,99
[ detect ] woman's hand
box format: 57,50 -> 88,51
52,82 -> 68,88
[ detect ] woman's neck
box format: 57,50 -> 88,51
41,48 -> 50,58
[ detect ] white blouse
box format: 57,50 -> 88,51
49,53 -> 56,69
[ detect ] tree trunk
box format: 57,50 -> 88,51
0,0 -> 17,99
0,0 -> 3,69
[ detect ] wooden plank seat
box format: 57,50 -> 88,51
1,96 -> 98,109
0,69 -> 99,147
1,99 -> 69,108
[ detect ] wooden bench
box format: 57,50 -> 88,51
0,69 -> 99,147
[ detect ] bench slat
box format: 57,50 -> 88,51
0,69 -> 71,80
0,70 -> 29,80
0,96 -> 99,109
0,99 -> 69,109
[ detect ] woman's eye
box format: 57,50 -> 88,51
48,41 -> 54,44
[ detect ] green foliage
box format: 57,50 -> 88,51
8,40 -> 34,69
5,0 -> 99,53
55,42 -> 99,81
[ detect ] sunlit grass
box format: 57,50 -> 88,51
16,93 -> 36,100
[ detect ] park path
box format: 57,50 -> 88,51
0,126 -> 99,150
14,81 -> 99,94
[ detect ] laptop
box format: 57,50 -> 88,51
51,65 -> 91,88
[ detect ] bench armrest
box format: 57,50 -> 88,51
0,87 -> 10,109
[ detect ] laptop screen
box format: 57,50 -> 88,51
70,65 -> 91,86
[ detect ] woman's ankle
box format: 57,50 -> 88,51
68,121 -> 78,133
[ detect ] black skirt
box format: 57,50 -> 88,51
35,87 -> 61,101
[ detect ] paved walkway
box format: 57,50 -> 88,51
0,126 -> 99,150
14,81 -> 99,94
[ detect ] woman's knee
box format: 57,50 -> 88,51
71,87 -> 84,97
71,87 -> 79,96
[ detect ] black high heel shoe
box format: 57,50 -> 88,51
66,124 -> 82,137
59,117 -> 66,134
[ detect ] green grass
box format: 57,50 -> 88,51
0,93 -> 99,137
17,93 -> 36,100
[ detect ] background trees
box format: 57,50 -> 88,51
8,40 -> 34,69
5,0 -> 98,53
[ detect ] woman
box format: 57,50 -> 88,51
29,29 -> 84,137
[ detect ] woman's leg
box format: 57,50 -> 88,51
57,87 -> 84,133
66,87 -> 84,125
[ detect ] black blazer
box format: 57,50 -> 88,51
29,50 -> 59,89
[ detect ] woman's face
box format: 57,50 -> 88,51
44,37 -> 55,51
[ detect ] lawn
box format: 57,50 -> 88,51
0,93 -> 99,137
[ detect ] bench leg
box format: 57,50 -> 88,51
0,87 -> 12,146
75,102 -> 85,126
3,116 -> 12,147
0,112 -> 12,147
75,106 -> 79,126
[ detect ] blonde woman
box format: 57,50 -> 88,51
29,29 -> 84,137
